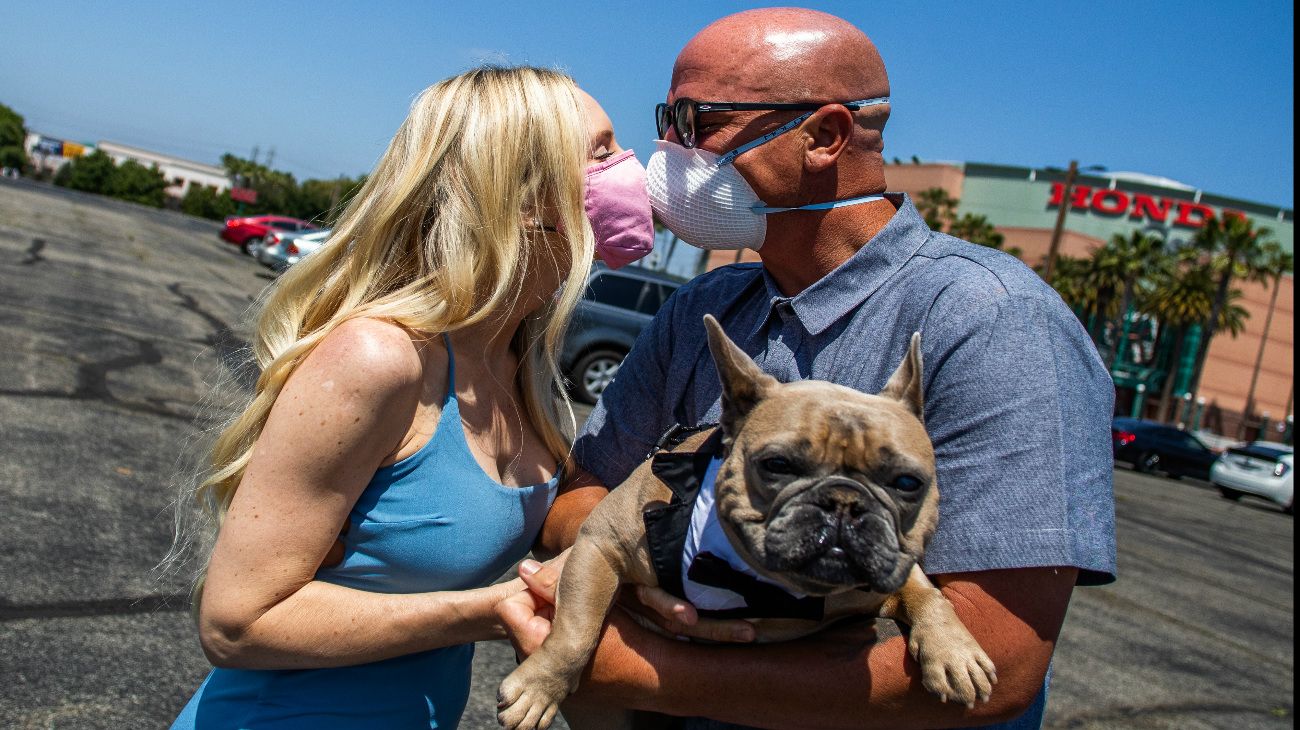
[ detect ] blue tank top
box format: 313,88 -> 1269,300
173,335 -> 558,729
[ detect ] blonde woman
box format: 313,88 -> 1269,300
170,66 -> 653,728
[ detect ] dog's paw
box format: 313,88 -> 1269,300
496,664 -> 570,730
909,622 -> 997,708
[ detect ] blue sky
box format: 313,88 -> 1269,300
1,1 -> 1293,207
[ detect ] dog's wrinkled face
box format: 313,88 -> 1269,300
702,315 -> 939,597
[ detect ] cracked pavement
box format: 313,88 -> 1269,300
0,178 -> 1292,729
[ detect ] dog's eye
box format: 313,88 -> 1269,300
891,475 -> 924,492
760,457 -> 799,475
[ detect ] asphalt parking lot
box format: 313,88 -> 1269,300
0,178 -> 1293,729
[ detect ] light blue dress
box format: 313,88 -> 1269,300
172,336 -> 558,729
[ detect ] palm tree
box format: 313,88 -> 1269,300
1097,231 -> 1168,369
1241,243 -> 1295,436
1049,254 -> 1096,317
1141,255 -> 1214,423
1185,214 -> 1276,404
1078,242 -> 1131,353
915,187 -> 958,231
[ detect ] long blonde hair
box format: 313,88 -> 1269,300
193,66 -> 594,562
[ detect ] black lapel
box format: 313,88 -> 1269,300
643,427 -> 723,601
686,552 -> 826,620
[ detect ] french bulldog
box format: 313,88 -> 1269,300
497,315 -> 996,730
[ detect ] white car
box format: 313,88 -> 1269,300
1210,441 -> 1294,514
257,228 -> 331,271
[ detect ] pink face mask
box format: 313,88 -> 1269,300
584,149 -> 654,269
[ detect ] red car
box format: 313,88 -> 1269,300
221,215 -> 318,254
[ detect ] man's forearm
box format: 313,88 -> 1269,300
579,617 -> 1027,729
534,463 -> 609,559
576,568 -> 1076,730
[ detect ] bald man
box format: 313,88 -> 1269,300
501,8 -> 1116,730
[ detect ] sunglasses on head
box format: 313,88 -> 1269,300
654,97 -> 889,149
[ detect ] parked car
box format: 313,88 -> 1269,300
257,228 -> 332,271
1210,441 -> 1294,514
220,215 -> 318,254
562,264 -> 685,404
1112,416 -> 1219,480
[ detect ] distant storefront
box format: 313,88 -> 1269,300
23,133 -> 230,200
706,162 -> 1294,440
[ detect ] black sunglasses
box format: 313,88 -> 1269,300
654,98 -> 884,149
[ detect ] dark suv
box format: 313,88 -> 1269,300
1112,417 -> 1218,480
563,264 -> 685,404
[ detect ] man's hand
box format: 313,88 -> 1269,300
623,585 -> 755,643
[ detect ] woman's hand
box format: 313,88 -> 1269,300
495,550 -> 568,657
496,555 -> 753,660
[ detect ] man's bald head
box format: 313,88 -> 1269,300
662,9 -> 898,288
671,8 -> 889,106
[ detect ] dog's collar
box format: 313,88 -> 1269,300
646,421 -> 721,460
647,423 -> 723,503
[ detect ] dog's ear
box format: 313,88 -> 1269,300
704,314 -> 777,438
880,332 -> 924,420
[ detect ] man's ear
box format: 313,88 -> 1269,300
803,105 -> 855,173
880,332 -> 924,420
704,314 -> 777,439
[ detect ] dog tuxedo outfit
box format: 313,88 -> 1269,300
642,425 -> 828,620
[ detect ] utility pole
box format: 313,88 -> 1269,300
1043,159 -> 1078,284
1241,273 -> 1283,438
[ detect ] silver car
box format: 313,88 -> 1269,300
1211,441 -> 1294,514
257,228 -> 332,271
560,264 -> 685,404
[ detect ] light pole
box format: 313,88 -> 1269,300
1044,161 -> 1105,284
1131,383 -> 1147,419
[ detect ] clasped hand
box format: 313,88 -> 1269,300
495,555 -> 755,660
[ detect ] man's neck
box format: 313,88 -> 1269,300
757,197 -> 898,297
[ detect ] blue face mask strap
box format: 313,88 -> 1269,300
753,193 -> 886,215
714,97 -> 891,167
715,113 -> 813,166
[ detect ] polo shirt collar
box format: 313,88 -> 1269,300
760,193 -> 932,336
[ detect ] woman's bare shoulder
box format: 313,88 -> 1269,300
270,318 -> 449,429
301,318 -> 433,392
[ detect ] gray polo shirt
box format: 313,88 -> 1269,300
572,194 -> 1116,728
575,194 -> 1116,584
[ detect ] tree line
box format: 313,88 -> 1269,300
46,148 -> 365,226
183,154 -> 366,226
1,103 -> 27,170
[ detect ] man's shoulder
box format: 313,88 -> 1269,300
910,232 -> 1062,311
670,262 -> 764,307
